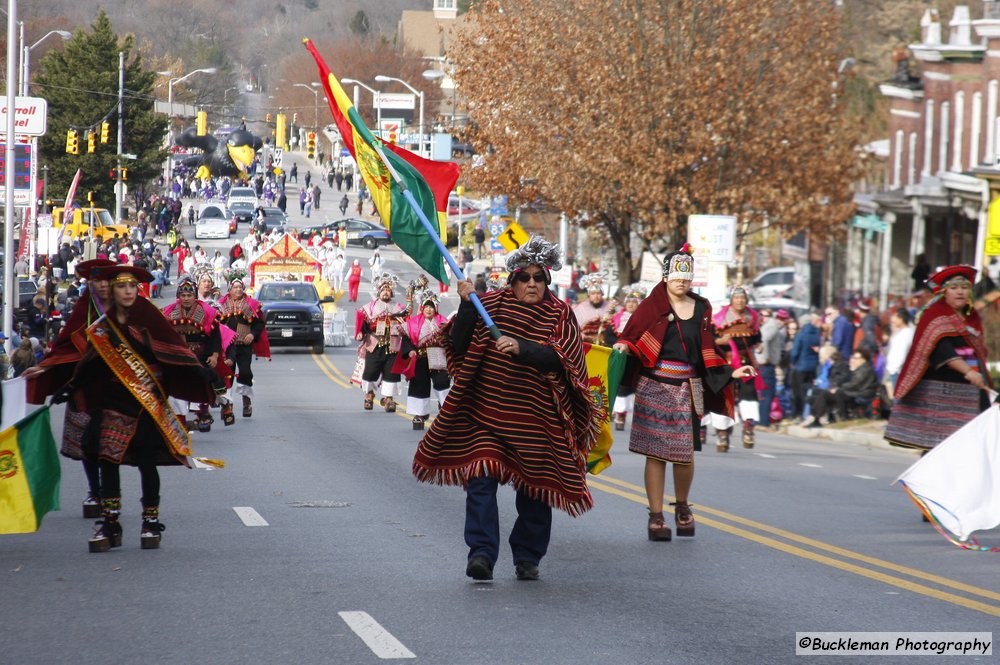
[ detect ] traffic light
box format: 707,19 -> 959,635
86,191 -> 95,204
196,111 -> 208,136
266,113 -> 272,123
87,131 -> 96,153
121,167 -> 128,181
65,130 -> 79,154
292,112 -> 298,124
307,132 -> 316,160
100,122 -> 110,144
275,113 -> 287,150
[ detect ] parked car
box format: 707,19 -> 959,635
256,281 -> 332,354
195,203 -> 233,240
750,267 -> 796,301
301,218 -> 391,249
447,195 -> 481,216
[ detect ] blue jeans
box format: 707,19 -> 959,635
464,475 -> 551,566
757,363 -> 777,426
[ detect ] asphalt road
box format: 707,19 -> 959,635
3,152 -> 998,664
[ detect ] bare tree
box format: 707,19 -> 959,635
454,0 -> 862,284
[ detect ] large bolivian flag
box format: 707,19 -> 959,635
584,345 -> 627,475
0,407 -> 60,534
304,38 -> 460,283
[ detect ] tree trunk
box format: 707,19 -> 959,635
603,215 -> 637,288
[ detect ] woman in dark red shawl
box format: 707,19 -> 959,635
614,245 -> 754,542
28,265 -> 214,552
885,265 -> 992,450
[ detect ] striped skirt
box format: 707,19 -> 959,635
885,379 -> 983,451
629,368 -> 702,465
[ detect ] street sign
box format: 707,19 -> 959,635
497,221 -> 530,251
489,195 -> 508,215
121,153 -> 137,160
687,214 -> 736,263
273,147 -> 283,166
986,235 -> 1000,256
852,214 -> 888,233
0,97 -> 48,136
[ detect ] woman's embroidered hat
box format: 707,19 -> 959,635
505,235 -> 562,275
416,289 -> 439,308
621,283 -> 648,302
926,264 -> 976,293
662,243 -> 695,281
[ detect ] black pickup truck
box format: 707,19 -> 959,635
256,281 -> 333,354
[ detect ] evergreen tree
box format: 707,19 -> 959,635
349,10 -> 372,37
34,10 -> 166,212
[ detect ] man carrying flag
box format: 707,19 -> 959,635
412,236 -> 600,582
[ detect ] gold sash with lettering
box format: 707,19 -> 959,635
86,317 -> 192,461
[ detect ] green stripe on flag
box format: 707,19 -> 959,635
16,408 -> 60,530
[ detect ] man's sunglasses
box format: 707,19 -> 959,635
513,271 -> 547,284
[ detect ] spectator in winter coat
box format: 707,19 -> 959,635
788,312 -> 822,419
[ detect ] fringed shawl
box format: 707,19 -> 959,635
412,288 -> 600,516
615,282 -> 734,417
894,298 -> 990,400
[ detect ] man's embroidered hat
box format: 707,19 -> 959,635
223,267 -> 248,286
373,272 -> 400,292
505,235 -> 562,274
176,276 -> 197,296
578,271 -> 607,293
621,283 -> 648,302
191,263 -> 214,285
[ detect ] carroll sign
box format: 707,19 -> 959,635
0,96 -> 48,136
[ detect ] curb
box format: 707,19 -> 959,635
780,423 -> 903,453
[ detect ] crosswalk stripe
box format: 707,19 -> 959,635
799,463 -> 823,468
232,506 -> 269,527
339,611 -> 416,659
853,474 -> 878,480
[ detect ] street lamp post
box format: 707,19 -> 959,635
293,82 -> 320,130
375,75 -> 424,158
341,78 -> 381,136
20,29 -> 71,96
168,67 -> 218,121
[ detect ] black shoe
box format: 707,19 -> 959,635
515,561 -> 539,581
465,556 -> 493,581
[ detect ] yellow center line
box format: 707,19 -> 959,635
587,477 -> 1000,618
593,473 -> 1000,604
312,352 -> 420,423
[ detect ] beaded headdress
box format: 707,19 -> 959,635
662,243 -> 694,281
578,271 -> 608,293
505,235 -> 562,274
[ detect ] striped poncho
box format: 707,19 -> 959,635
412,289 -> 600,516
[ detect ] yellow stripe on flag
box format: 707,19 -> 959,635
585,345 -> 614,475
0,426 -> 39,534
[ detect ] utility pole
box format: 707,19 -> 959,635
116,51 -> 124,223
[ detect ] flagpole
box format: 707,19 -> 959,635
368,141 -> 502,340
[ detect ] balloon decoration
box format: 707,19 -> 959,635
174,123 -> 263,179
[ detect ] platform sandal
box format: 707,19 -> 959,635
221,402 -> 235,426
647,511 -> 672,541
671,501 -> 695,537
411,415 -> 424,430
363,391 -> 375,410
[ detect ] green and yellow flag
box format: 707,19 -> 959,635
584,345 -> 627,475
0,407 -> 61,534
304,38 -> 460,283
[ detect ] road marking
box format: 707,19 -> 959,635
799,463 -> 823,468
339,611 -> 416,659
853,474 -> 878,480
312,352 -> 434,426
588,474 -> 1000,617
755,453 -> 777,458
232,507 -> 269,527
